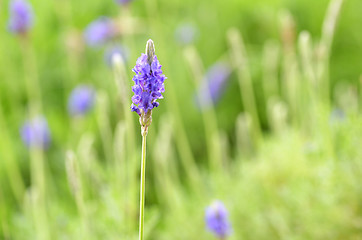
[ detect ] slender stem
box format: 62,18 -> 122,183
227,28 -> 262,142
138,132 -> 147,240
183,46 -> 222,172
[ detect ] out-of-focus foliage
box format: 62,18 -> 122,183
0,0 -> 361,239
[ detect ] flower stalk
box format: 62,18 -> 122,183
138,132 -> 147,240
132,39 -> 166,240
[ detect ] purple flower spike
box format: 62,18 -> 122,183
330,108 -> 345,124
104,44 -> 129,67
131,39 -> 166,135
8,0 -> 34,34
20,116 -> 51,150
84,17 -> 113,47
175,23 -> 198,45
68,85 -> 96,116
196,62 -> 232,109
131,40 -> 166,116
205,200 -> 232,239
115,0 -> 132,5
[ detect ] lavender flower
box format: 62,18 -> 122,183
174,23 -> 198,45
20,116 -> 51,150
131,40 -> 166,119
330,108 -> 345,124
84,17 -> 113,47
135,40 -> 165,240
115,0 -> 132,5
7,0 -> 34,34
68,85 -> 96,116
196,62 -> 232,109
104,44 -> 129,67
205,201 -> 232,239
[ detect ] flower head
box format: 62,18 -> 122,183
104,44 -> 129,67
131,39 -> 166,135
8,0 -> 34,34
131,40 -> 166,115
20,116 -> 51,150
84,17 -> 113,47
205,200 -> 232,238
174,23 -> 198,45
115,0 -> 132,5
329,108 -> 346,126
68,85 -> 96,116
196,62 -> 232,109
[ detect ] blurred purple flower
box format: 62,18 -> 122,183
104,44 -> 129,67
115,0 -> 132,5
84,17 -> 113,47
21,116 -> 51,150
329,108 -> 346,124
174,23 -> 198,45
68,85 -> 96,116
205,200 -> 232,239
196,62 -> 232,109
131,40 -> 166,115
8,0 -> 34,34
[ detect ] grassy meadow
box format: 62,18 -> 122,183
0,0 -> 362,239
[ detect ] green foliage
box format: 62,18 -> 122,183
0,0 -> 361,239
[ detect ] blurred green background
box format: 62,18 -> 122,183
0,0 -> 361,239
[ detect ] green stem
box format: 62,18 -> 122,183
183,46 -> 222,172
227,28 -> 262,142
138,132 -> 147,240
